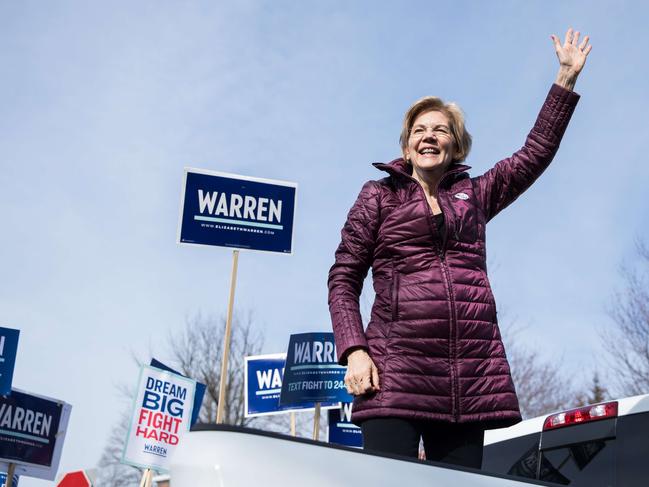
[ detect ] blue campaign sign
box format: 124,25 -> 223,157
327,402 -> 362,449
279,332 -> 353,406
177,168 -> 297,254
0,472 -> 19,487
0,390 -> 63,467
244,354 -> 337,417
0,327 -> 20,395
149,359 -> 206,426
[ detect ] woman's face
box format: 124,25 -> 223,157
405,110 -> 455,174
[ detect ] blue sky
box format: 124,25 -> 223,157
2,1 -> 649,484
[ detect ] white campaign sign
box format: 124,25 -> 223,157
121,365 -> 196,472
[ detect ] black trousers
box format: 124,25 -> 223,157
360,418 -> 484,469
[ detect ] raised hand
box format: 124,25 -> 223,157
551,28 -> 592,90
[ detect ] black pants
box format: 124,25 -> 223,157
361,418 -> 484,469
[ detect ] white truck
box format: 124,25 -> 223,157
170,394 -> 649,486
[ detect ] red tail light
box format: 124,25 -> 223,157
543,401 -> 618,431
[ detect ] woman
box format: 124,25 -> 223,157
328,29 -> 591,468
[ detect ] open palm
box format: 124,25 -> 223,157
551,28 -> 592,75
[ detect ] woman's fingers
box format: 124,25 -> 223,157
346,372 -> 372,395
344,351 -> 380,395
565,27 -> 574,45
344,370 -> 363,395
345,378 -> 354,395
580,37 -> 592,57
552,29 -> 592,60
572,30 -> 580,46
360,375 -> 372,394
371,362 -> 380,390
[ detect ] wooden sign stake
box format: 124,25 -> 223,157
290,411 -> 296,436
6,463 -> 15,487
138,468 -> 149,487
216,249 -> 240,424
312,402 -> 321,441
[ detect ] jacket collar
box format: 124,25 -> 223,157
373,158 -> 471,185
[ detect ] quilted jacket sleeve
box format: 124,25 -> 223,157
474,84 -> 580,221
328,180 -> 381,365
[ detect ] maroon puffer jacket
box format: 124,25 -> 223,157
328,84 -> 580,428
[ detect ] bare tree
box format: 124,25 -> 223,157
95,311 -> 276,486
502,323 -> 584,419
603,240 -> 649,396
170,311 -> 264,425
96,410 -> 142,486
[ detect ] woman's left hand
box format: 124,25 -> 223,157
551,28 -> 592,90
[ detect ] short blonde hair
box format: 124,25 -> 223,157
399,96 -> 472,164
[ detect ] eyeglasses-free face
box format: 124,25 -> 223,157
409,124 -> 452,141
405,110 -> 456,174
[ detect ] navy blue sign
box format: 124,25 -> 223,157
149,358 -> 206,426
178,169 -> 297,254
328,402 -> 362,448
0,390 -> 62,467
279,332 -> 352,406
0,327 -> 20,396
245,354 -> 337,417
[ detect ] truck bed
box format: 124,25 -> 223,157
171,424 -> 559,486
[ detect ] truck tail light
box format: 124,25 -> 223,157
543,401 -> 618,431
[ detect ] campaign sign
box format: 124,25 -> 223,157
177,168 -> 297,254
279,332 -> 352,406
0,327 -> 20,395
149,359 -> 206,426
0,472 -> 18,486
0,390 -> 62,466
0,389 -> 71,481
122,365 -> 196,472
327,402 -> 362,448
244,354 -> 337,417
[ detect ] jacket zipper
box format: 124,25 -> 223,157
436,245 -> 460,421
411,174 -> 462,421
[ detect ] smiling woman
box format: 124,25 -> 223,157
398,97 -> 473,214
407,112 -> 455,176
328,28 -> 592,468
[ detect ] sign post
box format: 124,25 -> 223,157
137,468 -> 152,487
6,464 -> 15,487
216,249 -> 239,424
178,168 -> 297,424
312,403 -> 321,441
